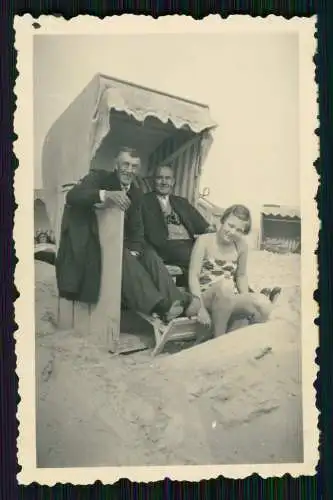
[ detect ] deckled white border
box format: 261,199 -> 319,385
14,14 -> 319,485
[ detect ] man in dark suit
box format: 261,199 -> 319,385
141,165 -> 213,281
56,147 -> 191,321
139,165 -> 281,321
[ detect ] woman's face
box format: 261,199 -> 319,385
219,214 -> 248,243
39,234 -> 48,243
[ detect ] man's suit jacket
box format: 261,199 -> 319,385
141,191 -> 209,252
56,169 -> 144,304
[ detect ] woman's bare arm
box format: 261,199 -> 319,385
188,236 -> 212,327
235,239 -> 249,294
188,235 -> 207,298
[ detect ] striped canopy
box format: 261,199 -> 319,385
41,73 -> 216,233
261,205 -> 301,219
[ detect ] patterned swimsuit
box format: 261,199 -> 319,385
199,242 -> 239,293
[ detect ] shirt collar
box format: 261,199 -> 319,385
156,194 -> 169,204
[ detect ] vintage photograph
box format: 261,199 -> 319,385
15,16 -> 318,483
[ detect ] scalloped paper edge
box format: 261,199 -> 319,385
13,14 -> 319,485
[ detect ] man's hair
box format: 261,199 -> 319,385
116,146 -> 140,159
220,204 -> 252,235
154,164 -> 175,177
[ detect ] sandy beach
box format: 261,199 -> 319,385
35,250 -> 302,467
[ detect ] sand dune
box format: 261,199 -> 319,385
35,250 -> 303,467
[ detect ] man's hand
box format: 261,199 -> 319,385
104,190 -> 131,211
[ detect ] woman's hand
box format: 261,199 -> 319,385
197,306 -> 212,328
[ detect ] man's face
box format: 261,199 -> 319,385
115,151 -> 141,186
154,166 -> 175,196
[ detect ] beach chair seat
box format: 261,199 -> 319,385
165,264 -> 184,287
165,265 -> 184,277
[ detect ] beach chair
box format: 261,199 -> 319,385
46,74 -> 216,355
137,312 -> 204,356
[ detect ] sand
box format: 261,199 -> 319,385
35,250 -> 303,467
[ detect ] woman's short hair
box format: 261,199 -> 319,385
35,231 -> 49,243
220,204 -> 252,235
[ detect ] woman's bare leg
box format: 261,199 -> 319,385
231,292 -> 273,324
203,285 -> 274,337
202,283 -> 236,338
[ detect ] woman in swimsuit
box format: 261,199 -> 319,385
187,204 -> 280,338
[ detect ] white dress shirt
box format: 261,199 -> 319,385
156,194 -> 170,212
156,194 -> 191,240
